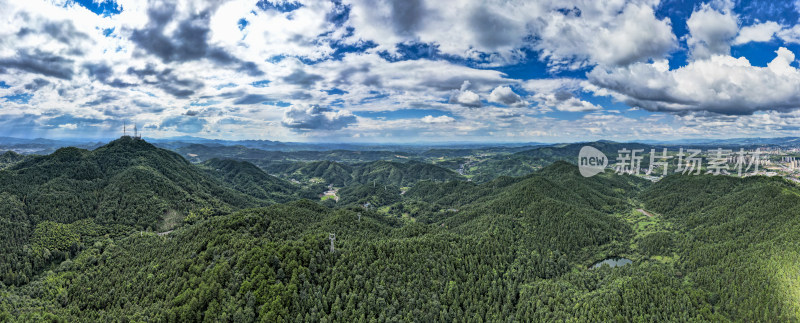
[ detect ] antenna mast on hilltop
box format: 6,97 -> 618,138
123,122 -> 126,137
329,233 -> 336,253
134,124 -> 141,139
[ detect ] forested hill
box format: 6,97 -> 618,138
406,161 -> 645,213
201,158 -> 298,203
640,174 -> 800,321
403,161 -> 646,253
0,137 -> 273,286
0,150 -> 27,170
468,141 -> 652,182
3,136 -> 263,225
261,160 -> 354,186
262,160 -> 462,187
350,160 -> 462,187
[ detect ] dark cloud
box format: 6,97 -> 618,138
43,21 -> 89,44
107,79 -> 136,88
83,93 -> 118,106
84,63 -> 136,88
388,0 -> 426,35
85,63 -> 113,82
290,91 -> 313,100
17,20 -> 89,46
133,100 -> 165,113
184,110 -> 200,116
215,90 -> 244,99
334,64 -> 371,85
160,82 -> 200,98
283,69 -> 323,86
362,74 -> 382,87
554,91 -> 573,101
237,61 -> 265,77
24,78 -> 50,91
0,50 -> 74,80
206,47 -> 238,65
130,4 -> 263,75
100,105 -> 129,117
126,64 -> 158,78
234,94 -> 271,105
127,64 -> 203,98
468,7 -> 520,49
282,105 -> 356,130
130,4 -> 206,62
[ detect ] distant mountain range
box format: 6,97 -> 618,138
1,135 -> 798,155
0,136 -> 547,154
631,136 -> 800,146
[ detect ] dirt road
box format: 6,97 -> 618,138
636,209 -> 655,217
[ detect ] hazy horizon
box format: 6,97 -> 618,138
4,133 -> 800,147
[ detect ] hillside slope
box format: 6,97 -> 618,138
262,160 -> 354,186
201,158 -> 298,203
351,160 -> 463,187
0,137 -> 270,285
641,174 -> 800,321
0,151 -> 27,170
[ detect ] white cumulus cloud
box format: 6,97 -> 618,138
589,47 -> 800,115
734,21 -> 781,45
448,80 -> 482,108
686,2 -> 739,59
421,115 -> 455,123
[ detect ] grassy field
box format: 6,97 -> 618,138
613,207 -> 679,263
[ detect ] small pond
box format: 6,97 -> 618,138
590,257 -> 632,269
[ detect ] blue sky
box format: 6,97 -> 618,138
3,0 -> 800,142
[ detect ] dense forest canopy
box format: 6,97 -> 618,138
0,139 -> 798,322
